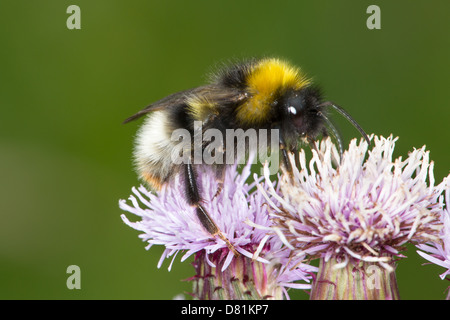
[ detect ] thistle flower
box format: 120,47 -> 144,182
260,135 -> 446,299
416,183 -> 450,282
119,157 -> 316,299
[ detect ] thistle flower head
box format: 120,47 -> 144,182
119,156 -> 316,298
417,183 -> 450,280
263,135 -> 446,269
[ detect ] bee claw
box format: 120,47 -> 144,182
213,185 -> 223,199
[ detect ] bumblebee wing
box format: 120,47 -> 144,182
123,86 -> 246,124
198,85 -> 246,106
122,88 -> 199,124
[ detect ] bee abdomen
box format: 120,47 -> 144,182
134,110 -> 185,190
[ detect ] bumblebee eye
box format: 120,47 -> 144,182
288,106 -> 297,115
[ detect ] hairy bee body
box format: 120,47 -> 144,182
125,57 -> 368,255
127,58 -> 332,189
133,109 -> 178,188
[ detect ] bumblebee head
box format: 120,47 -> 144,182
279,85 -> 370,156
279,86 -> 324,145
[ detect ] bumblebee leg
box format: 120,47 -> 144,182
279,134 -> 293,175
213,164 -> 226,199
306,135 -> 319,155
184,160 -> 239,256
293,146 -> 300,172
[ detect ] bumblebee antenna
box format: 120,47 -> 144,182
319,111 -> 344,158
317,101 -> 370,145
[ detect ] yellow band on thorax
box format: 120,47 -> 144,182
237,58 -> 310,125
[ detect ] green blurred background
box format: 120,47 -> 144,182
1,1 -> 449,299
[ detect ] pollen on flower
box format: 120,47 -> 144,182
262,135 -> 446,269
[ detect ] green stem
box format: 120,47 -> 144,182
191,250 -> 284,300
310,257 -> 400,300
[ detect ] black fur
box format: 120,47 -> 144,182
169,102 -> 195,132
215,59 -> 256,90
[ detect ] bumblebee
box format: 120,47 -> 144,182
124,57 -> 369,255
